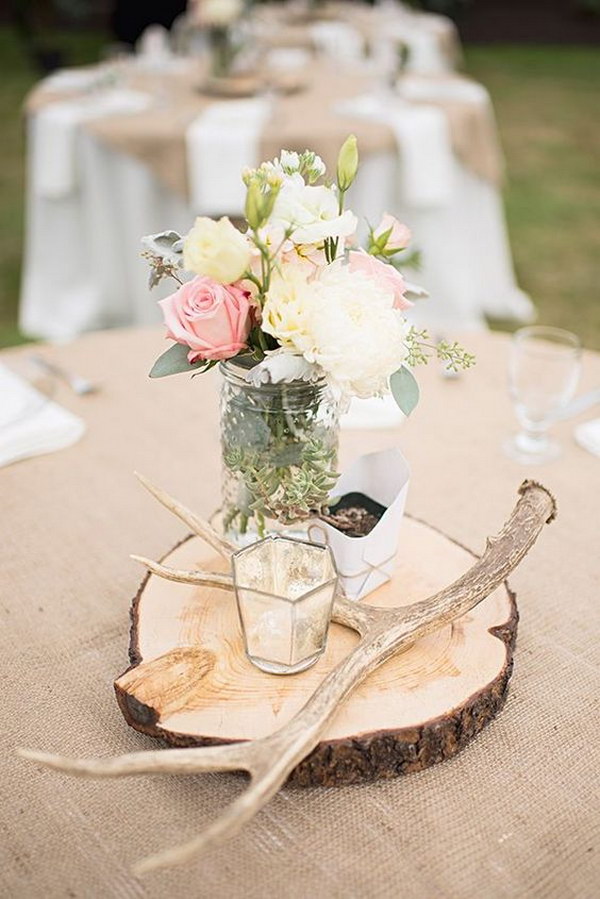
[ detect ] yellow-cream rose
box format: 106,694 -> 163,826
183,216 -> 252,284
261,267 -> 316,354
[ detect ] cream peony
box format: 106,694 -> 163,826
270,174 -> 357,246
200,0 -> 243,27
262,262 -> 409,398
183,216 -> 251,284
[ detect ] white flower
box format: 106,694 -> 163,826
183,216 -> 251,284
261,265 -> 316,352
201,0 -> 243,27
270,174 -> 357,246
262,262 -> 409,398
245,349 -> 321,386
278,150 -> 301,174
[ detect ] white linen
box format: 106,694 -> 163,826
341,395 -> 405,430
350,150 -> 533,328
20,99 -> 532,339
186,99 -> 271,215
21,127 -> 191,341
380,6 -> 456,75
42,67 -> 106,93
397,76 -> 489,105
0,363 -> 85,467
336,94 -> 454,207
31,90 -> 151,199
134,24 -> 190,73
310,22 -> 365,62
574,418 -> 600,457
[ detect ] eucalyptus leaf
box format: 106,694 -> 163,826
390,366 -> 420,416
149,343 -> 207,378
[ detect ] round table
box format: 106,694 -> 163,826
20,47 -> 531,342
2,328 -> 599,897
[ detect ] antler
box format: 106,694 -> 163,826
20,478 -> 556,875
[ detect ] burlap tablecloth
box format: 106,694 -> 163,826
25,60 -> 502,200
2,329 -> 599,898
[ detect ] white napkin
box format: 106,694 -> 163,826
336,93 -> 454,207
310,22 -> 365,62
575,418 -> 600,457
42,67 -> 104,93
398,76 -> 488,105
134,24 -> 189,72
267,48 -> 311,72
0,363 -> 85,467
341,395 -> 405,430
186,99 -> 271,215
31,89 -> 151,199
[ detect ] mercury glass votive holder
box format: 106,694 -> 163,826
232,536 -> 338,675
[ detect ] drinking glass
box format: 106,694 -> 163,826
504,326 -> 581,464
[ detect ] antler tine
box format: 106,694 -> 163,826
134,471 -> 235,559
18,742 -> 251,779
133,774 -> 280,876
19,482 -> 555,875
130,555 -> 234,591
130,554 -> 378,634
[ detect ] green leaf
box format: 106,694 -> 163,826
149,343 -> 207,378
390,366 -> 420,416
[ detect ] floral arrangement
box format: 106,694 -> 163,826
143,136 -> 473,536
194,0 -> 244,29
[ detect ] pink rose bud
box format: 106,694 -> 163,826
159,276 -> 254,363
348,250 -> 413,311
373,214 -> 412,252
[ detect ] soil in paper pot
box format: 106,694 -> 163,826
321,492 -> 387,538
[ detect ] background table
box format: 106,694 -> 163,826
2,329 -> 599,897
20,53 -> 531,341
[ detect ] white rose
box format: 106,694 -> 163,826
261,265 -> 316,352
183,216 -> 251,284
270,174 -> 357,246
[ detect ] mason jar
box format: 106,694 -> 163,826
219,357 -> 340,545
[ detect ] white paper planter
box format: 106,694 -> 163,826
308,447 -> 410,601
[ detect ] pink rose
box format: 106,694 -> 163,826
348,250 -> 412,311
373,213 -> 412,252
159,276 -> 254,363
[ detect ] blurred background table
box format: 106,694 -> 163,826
19,1 -> 532,342
1,326 -> 599,897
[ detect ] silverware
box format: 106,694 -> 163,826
30,354 -> 99,396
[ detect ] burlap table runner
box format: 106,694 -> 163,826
2,328 -> 599,897
25,59 -> 502,201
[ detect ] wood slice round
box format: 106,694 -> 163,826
115,517 -> 518,786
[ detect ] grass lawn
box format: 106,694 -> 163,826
465,45 -> 600,349
0,34 -> 598,349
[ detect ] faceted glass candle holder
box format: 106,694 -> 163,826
232,536 -> 338,675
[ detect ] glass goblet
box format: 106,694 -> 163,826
504,325 -> 581,464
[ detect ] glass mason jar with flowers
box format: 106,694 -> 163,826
142,137 -> 474,543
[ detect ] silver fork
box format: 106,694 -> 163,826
30,354 -> 99,396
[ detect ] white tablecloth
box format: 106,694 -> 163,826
20,89 -> 532,340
